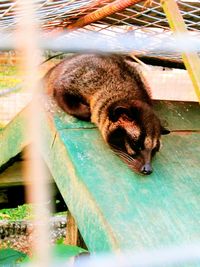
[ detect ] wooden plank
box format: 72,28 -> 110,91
0,160 -> 51,187
53,100 -> 200,131
1,100 -> 200,252
0,161 -> 23,187
153,101 -> 200,130
144,69 -> 199,102
0,106 -> 28,167
161,0 -> 200,103
42,100 -> 200,252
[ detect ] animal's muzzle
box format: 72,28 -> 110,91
141,163 -> 152,175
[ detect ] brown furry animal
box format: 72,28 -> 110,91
44,54 -> 169,175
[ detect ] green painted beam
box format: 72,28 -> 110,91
1,100 -> 200,253
1,100 -> 199,169
42,100 -> 200,252
53,100 -> 200,130
0,106 -> 28,167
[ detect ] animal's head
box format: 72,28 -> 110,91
105,100 -> 170,175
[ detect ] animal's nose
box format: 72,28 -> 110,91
141,163 -> 153,175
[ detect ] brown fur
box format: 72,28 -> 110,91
43,54 -> 169,175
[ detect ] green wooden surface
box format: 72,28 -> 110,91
42,100 -> 200,252
153,101 -> 200,130
54,100 -> 200,130
0,100 -> 200,253
0,107 -> 28,168
0,162 -> 23,187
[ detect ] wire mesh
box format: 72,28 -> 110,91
0,0 -> 199,58
0,0 -> 200,124
0,0 -> 200,264
0,1 -> 199,33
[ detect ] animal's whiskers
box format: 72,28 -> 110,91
112,147 -> 137,163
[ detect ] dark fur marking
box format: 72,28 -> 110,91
55,91 -> 91,121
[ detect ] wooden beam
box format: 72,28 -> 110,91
65,212 -> 78,246
0,106 -> 28,167
1,100 -> 200,252
41,100 -> 200,252
161,0 -> 200,103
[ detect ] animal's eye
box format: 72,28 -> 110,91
125,139 -> 136,156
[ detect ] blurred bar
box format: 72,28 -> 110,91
16,0 -> 51,265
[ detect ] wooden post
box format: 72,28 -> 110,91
161,0 -> 200,103
65,212 -> 78,246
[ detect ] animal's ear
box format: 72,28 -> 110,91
108,104 -> 140,122
109,106 -> 130,122
161,126 -> 170,135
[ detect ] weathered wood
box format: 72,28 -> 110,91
0,161 -> 23,187
144,70 -> 198,102
65,212 -> 78,246
0,106 -> 28,167
41,100 -> 200,252
0,100 -> 200,253
153,101 -> 200,130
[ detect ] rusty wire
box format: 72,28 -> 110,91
0,0 -> 199,33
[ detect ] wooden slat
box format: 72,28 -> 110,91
0,100 -> 200,252
0,106 -> 28,167
144,69 -> 199,102
42,100 -> 200,252
52,100 -> 200,131
0,161 -> 23,187
153,101 -> 200,130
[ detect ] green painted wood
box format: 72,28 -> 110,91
0,107 -> 28,167
0,101 -> 199,170
1,100 -> 200,253
53,100 -> 200,131
0,162 -> 23,187
42,100 -> 200,252
153,101 -> 200,130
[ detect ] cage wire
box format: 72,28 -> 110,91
0,0 -> 200,264
0,0 -> 200,125
0,0 -> 199,54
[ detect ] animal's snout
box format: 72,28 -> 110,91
141,163 -> 152,175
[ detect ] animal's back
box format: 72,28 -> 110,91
44,54 -> 152,106
44,54 -> 169,175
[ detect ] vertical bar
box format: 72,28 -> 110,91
161,0 -> 200,103
16,0 -> 51,265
